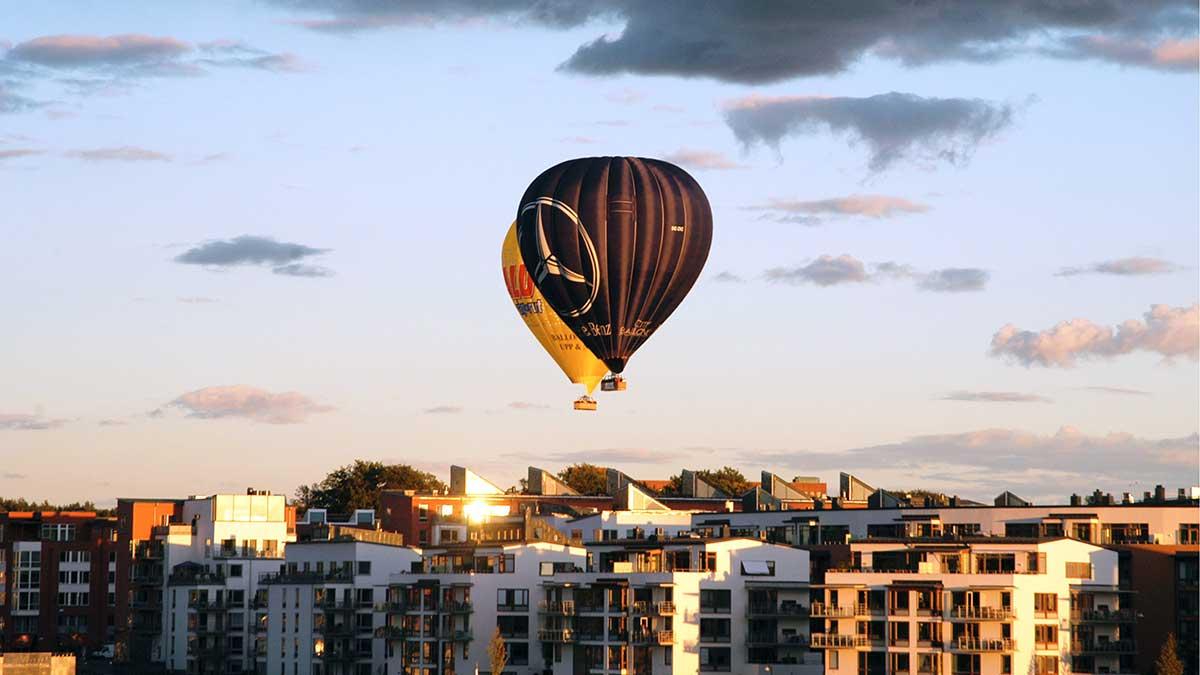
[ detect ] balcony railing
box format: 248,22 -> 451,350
631,630 -> 673,645
1071,640 -> 1137,654
949,606 -> 1014,621
539,600 -> 576,614
747,632 -> 808,646
810,633 -> 868,648
855,603 -> 886,616
953,637 -> 1016,652
810,603 -> 855,618
538,628 -> 575,643
747,602 -> 808,617
1071,608 -> 1135,623
654,601 -> 675,614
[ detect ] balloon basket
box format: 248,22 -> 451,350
601,375 -> 627,392
573,396 -> 598,412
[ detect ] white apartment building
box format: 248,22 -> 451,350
159,491 -> 294,674
260,533 -> 420,675
814,538 -> 1130,675
692,504 -> 1199,547
377,536 -> 817,675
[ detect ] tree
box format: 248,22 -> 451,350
658,474 -> 685,497
1156,633 -> 1184,675
0,497 -> 112,515
294,460 -> 446,512
696,466 -> 751,497
556,463 -> 608,495
487,626 -> 508,675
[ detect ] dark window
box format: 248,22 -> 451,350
357,561 -> 371,575
700,589 -> 730,613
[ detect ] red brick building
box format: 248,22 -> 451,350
0,510 -> 120,654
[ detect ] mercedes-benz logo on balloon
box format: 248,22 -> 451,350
519,196 -> 600,318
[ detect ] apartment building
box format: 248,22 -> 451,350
0,510 -> 120,655
149,491 -> 295,674
814,538 -> 1130,675
377,535 -> 816,675
259,529 -> 418,675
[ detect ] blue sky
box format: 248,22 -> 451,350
1,2 -> 1197,505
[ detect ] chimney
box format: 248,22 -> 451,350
1143,491 -> 1152,503
1179,488 -> 1187,500
1122,493 -> 1132,504
1070,494 -> 1081,506
1154,485 -> 1166,502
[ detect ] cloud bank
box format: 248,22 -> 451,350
750,194 -> 929,225
765,255 -> 990,292
271,2 -> 1198,81
940,391 -> 1050,403
0,413 -> 68,431
1056,256 -> 1178,277
991,304 -> 1199,367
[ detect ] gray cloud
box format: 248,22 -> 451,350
423,405 -> 464,415
0,84 -> 42,113
764,256 -> 988,291
273,2 -> 1197,81
1078,386 -> 1151,397
272,263 -> 334,278
97,419 -> 128,426
766,255 -> 868,286
0,148 -> 42,160
508,401 -> 550,411
725,92 -> 1016,171
749,195 -> 929,224
737,427 -> 1198,503
991,303 -> 1199,367
712,271 -> 745,284
2,471 -> 27,479
168,384 -> 334,424
66,146 -> 171,162
197,41 -> 308,73
1047,35 -> 1198,72
174,235 -> 332,277
940,391 -> 1051,403
662,148 -> 744,171
917,268 -> 990,292
1056,256 -> 1178,277
0,413 -> 68,431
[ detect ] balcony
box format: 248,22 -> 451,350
855,603 -> 886,617
447,601 -> 473,613
810,602 -> 855,618
1071,608 -> 1135,623
949,606 -> 1014,621
952,637 -> 1016,653
320,623 -> 355,637
438,629 -> 474,642
632,630 -> 673,645
746,632 -> 808,647
539,600 -> 576,615
655,601 -> 675,615
747,602 -> 808,618
810,633 -> 868,648
1071,640 -> 1137,654
538,628 -> 576,643
375,625 -> 409,639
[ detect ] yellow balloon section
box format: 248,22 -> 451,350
501,222 -> 609,395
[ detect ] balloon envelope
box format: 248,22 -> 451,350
502,222 -> 609,395
516,156 -> 712,373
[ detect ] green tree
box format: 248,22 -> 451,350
696,466 -> 751,496
1156,633 -> 1184,675
0,497 -> 111,515
658,474 -> 685,497
487,626 -> 508,674
294,460 -> 446,512
556,463 -> 608,495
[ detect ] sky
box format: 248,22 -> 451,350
1,1 -> 1197,506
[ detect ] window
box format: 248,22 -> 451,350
41,523 -> 76,541
1034,593 -> 1057,616
699,589 -> 730,613
699,646 -> 730,672
417,505 -> 429,522
355,588 -> 373,606
357,561 -> 371,575
1035,624 -> 1057,647
497,615 -> 529,638
229,564 -> 243,578
954,654 -> 980,675
1065,562 -> 1093,579
1002,656 -> 1011,674
507,641 -> 529,666
497,588 -> 528,611
1035,656 -> 1058,675
699,618 -> 730,643
1180,524 -> 1199,545
739,560 -> 775,576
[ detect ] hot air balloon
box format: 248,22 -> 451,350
515,157 -> 712,387
502,222 -> 610,411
